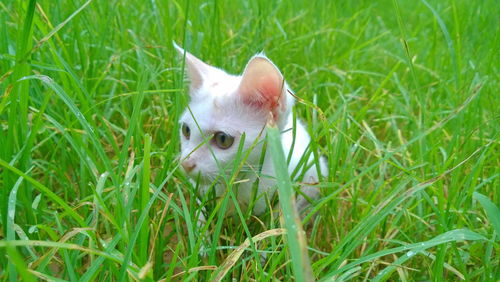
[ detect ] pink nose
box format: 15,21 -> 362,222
181,160 -> 196,173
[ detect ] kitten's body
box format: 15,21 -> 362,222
176,44 -> 326,216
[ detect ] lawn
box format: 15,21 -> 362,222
0,0 -> 498,280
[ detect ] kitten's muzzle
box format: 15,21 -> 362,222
181,160 -> 196,173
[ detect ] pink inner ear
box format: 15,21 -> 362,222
244,75 -> 283,110
260,76 -> 282,102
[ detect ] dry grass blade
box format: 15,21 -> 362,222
165,266 -> 218,280
212,228 -> 286,281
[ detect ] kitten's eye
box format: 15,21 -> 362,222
214,132 -> 234,149
181,123 -> 190,140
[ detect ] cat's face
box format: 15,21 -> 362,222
175,44 -> 293,182
178,83 -> 268,182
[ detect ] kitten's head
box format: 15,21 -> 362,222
175,43 -> 293,181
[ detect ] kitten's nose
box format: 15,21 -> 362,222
181,160 -> 196,173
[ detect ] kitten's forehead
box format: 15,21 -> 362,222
204,73 -> 241,98
181,95 -> 264,135
182,73 -> 242,123
182,99 -> 234,127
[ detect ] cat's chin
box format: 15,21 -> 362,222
187,169 -> 241,187
185,170 -> 220,186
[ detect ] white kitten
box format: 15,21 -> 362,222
175,44 -> 327,216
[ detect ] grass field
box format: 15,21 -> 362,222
0,0 -> 499,280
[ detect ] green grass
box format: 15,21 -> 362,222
0,0 -> 498,280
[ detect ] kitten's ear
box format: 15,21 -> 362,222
238,55 -> 286,118
173,42 -> 210,90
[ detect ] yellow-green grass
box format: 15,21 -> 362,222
0,0 -> 498,280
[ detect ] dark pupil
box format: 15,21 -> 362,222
214,132 -> 233,149
183,124 -> 190,137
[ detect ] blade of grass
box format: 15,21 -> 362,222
117,169 -> 175,280
0,240 -> 139,274
5,243 -> 36,282
371,229 -> 488,281
267,124 -> 314,282
212,228 -> 286,281
139,134 -> 152,264
7,176 -> 25,281
3,0 -> 37,249
79,234 -> 123,282
473,192 -> 500,238
321,229 -> 488,281
0,158 -> 85,226
27,0 -> 93,57
17,75 -> 116,184
421,0 -> 459,87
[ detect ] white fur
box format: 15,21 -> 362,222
176,44 -> 326,215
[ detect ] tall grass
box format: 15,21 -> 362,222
0,0 -> 498,280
